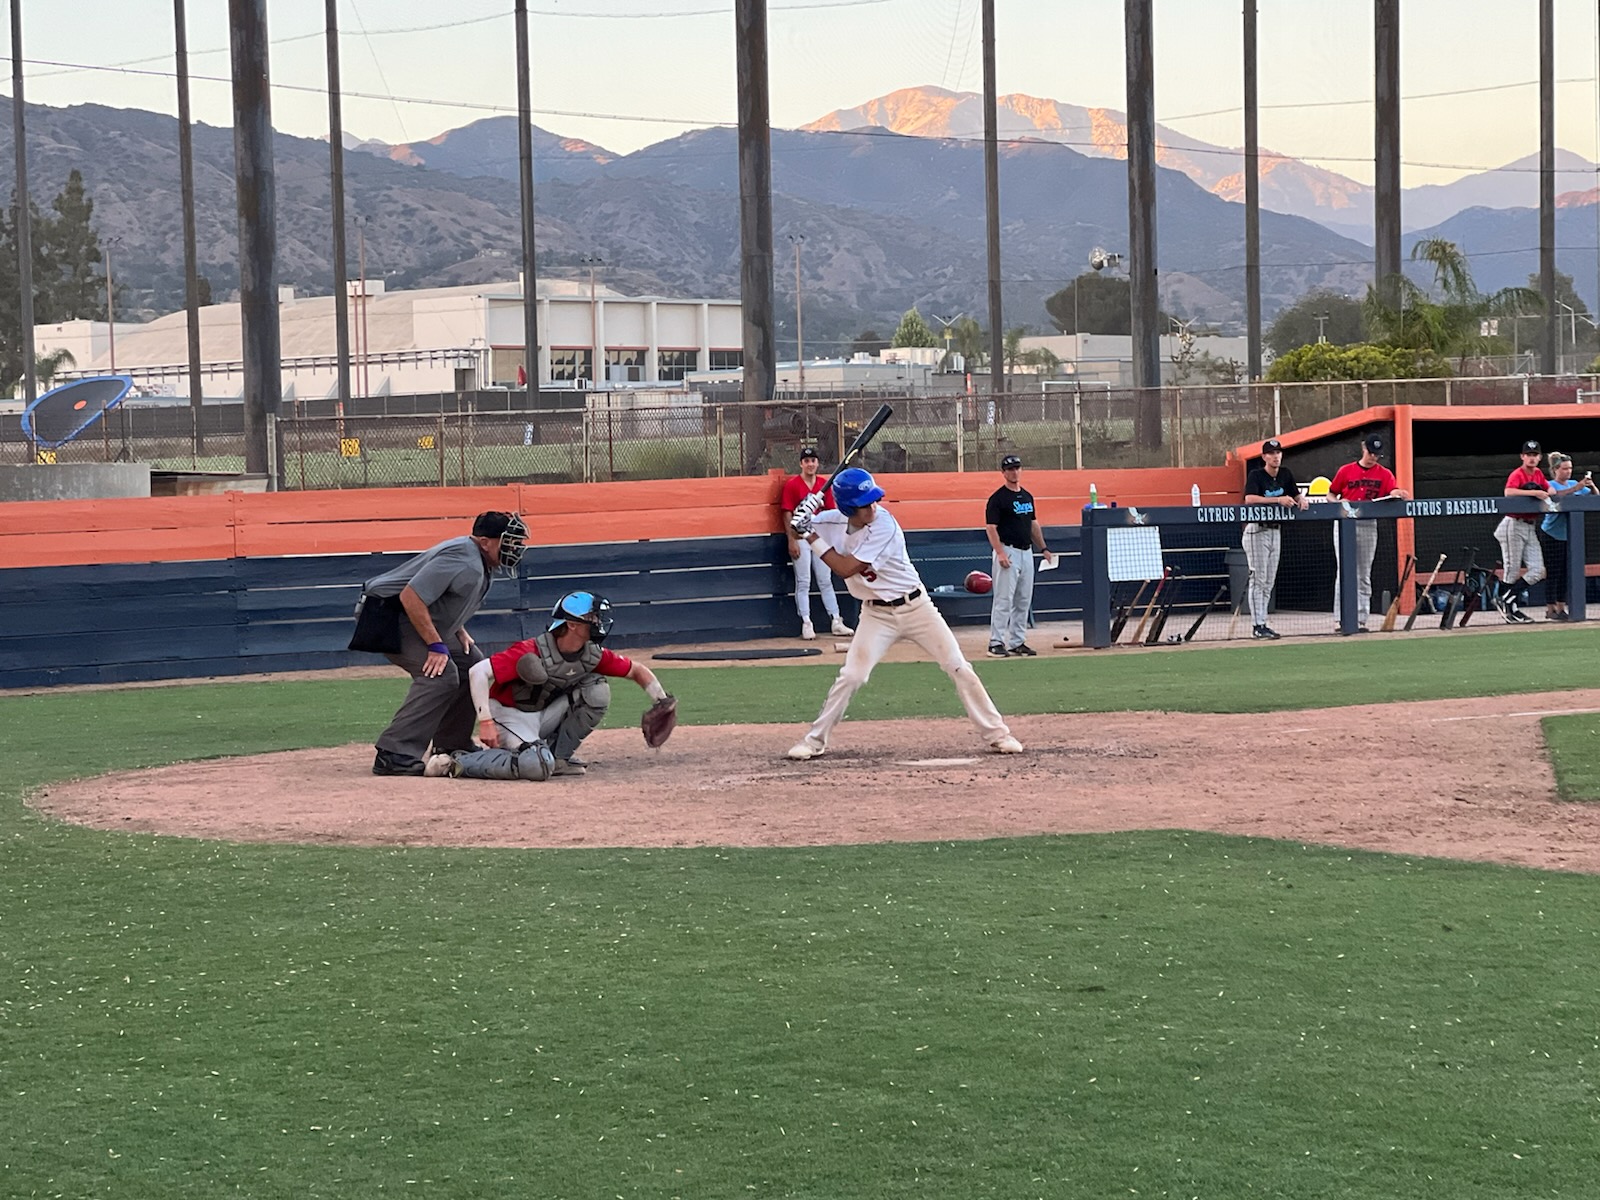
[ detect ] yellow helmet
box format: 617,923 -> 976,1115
1307,476 -> 1332,496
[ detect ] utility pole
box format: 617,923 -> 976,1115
1243,0 -> 1262,380
788,233 -> 805,397
515,0 -> 540,389
1125,0 -> 1162,445
980,0 -> 1005,395
582,254 -> 604,384
1374,0 -> 1401,305
1315,312 -> 1330,344
175,0 -> 205,451
734,0 -> 775,473
324,0 -> 352,415
10,0 -> 37,411
1538,0 -> 1556,373
105,239 -> 119,373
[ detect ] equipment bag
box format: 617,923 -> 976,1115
348,593 -> 404,654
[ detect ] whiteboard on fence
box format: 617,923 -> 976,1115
1107,526 -> 1164,582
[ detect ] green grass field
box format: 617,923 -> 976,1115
4,631 -> 1599,1197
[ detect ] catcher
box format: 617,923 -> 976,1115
423,590 -> 677,781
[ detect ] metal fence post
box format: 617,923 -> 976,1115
1073,386 -> 1083,469
437,413 -> 446,486
1523,376 -> 1531,405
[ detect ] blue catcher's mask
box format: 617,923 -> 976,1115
549,590 -> 615,643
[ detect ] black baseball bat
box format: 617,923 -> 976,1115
1182,582 -> 1231,642
1145,570 -> 1182,645
1109,579 -> 1150,643
823,403 -> 894,495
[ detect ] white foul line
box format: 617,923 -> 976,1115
1432,707 -> 1600,723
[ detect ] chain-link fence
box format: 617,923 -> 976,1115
5,375 -> 1597,488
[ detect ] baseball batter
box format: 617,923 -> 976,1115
780,446 -> 853,641
424,590 -> 670,780
1328,434 -> 1409,632
785,467 -> 1021,760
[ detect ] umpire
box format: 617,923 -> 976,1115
357,511 -> 528,776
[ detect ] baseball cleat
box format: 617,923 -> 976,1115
786,741 -> 826,761
551,758 -> 587,777
423,752 -> 456,778
830,617 -> 854,636
1251,625 -> 1282,640
800,620 -> 816,641
1008,643 -> 1038,656
987,643 -> 1009,657
989,735 -> 1025,754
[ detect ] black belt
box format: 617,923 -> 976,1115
869,587 -> 923,608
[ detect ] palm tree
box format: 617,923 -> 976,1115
1363,237 -> 1539,372
9,347 -> 76,396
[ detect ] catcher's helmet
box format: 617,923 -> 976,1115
964,570 -> 994,595
831,466 -> 886,514
473,510 -> 529,572
549,590 -> 614,642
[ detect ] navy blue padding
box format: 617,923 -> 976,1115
0,529 -> 1088,687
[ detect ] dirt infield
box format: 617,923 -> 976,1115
31,691 -> 1600,872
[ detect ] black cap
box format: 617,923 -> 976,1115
1522,439 -> 1542,455
799,445 -> 819,460
1363,434 -> 1385,455
1261,438 -> 1283,454
472,511 -> 514,539
1001,454 -> 1022,470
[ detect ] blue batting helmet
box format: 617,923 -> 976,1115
830,466 -> 885,514
549,590 -> 614,643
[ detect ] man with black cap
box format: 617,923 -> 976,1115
1495,439 -> 1551,622
1328,433 -> 1410,632
1242,438 -> 1306,639
358,510 -> 528,775
984,454 -> 1056,656
780,446 -> 852,641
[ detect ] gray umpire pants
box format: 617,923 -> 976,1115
1333,520 -> 1379,628
1241,523 -> 1281,627
987,547 -> 1035,649
376,622 -> 487,760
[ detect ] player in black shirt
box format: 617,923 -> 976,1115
983,454 -> 1056,655
1241,438 -> 1306,639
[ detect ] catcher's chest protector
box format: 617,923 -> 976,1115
512,633 -> 604,712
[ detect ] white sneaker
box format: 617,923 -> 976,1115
423,752 -> 456,778
989,735 -> 1024,755
786,740 -> 826,761
830,617 -> 854,636
800,620 -> 816,640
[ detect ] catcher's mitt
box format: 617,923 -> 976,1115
641,694 -> 678,748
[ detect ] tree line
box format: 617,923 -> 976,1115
0,169 -> 115,392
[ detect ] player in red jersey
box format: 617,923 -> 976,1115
1328,433 -> 1409,632
780,446 -> 852,640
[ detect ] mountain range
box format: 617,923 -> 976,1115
1,84 -> 1597,351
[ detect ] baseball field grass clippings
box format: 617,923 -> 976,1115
3,628 -> 1600,1197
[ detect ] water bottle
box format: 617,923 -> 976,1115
1089,482 -> 1099,507
1191,483 -> 1201,507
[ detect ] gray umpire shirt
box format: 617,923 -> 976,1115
363,536 -> 492,638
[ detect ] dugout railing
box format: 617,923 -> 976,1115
1079,495 -> 1600,648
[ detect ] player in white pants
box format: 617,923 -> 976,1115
784,467 -> 1020,760
781,446 -> 852,641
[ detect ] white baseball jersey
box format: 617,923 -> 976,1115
811,507 -> 923,602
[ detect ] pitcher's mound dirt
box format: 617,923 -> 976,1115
31,693 -> 1600,872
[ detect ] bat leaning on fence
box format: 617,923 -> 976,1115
1109,579 -> 1151,643
1128,568 -> 1171,645
1380,553 -> 1416,632
1145,570 -> 1183,645
1405,553 -> 1448,632
1181,582 -> 1231,642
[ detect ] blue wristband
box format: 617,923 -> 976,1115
427,641 -> 449,655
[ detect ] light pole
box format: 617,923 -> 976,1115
1088,249 -> 1125,373
787,234 -> 805,398
104,236 -> 121,374
580,254 -> 604,384
932,312 -> 966,371
1314,312 -> 1330,343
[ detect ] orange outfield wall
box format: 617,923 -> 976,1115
0,465 -> 1246,570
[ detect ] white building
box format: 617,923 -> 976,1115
1019,332 -> 1251,385
34,278 -> 745,400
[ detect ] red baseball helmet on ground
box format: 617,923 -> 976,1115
964,570 -> 993,595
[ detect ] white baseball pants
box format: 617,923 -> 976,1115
794,539 -> 841,622
987,548 -> 1035,649
1333,521 -> 1378,628
1495,517 -> 1546,585
1241,524 -> 1281,627
796,593 -> 1010,752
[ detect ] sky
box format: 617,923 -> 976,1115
4,0 -> 1600,189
